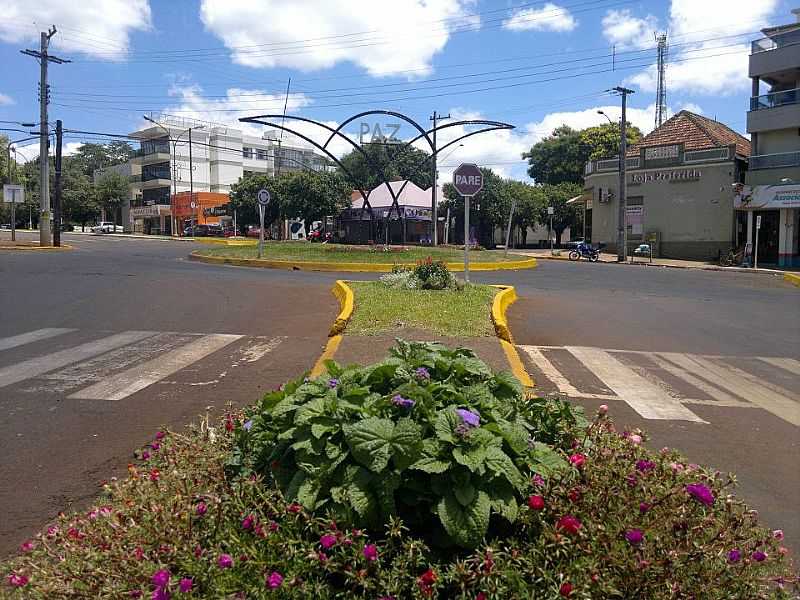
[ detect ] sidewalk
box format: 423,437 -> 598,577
512,249 -> 800,275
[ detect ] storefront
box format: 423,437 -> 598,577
734,183 -> 800,266
172,191 -> 232,235
130,205 -> 172,235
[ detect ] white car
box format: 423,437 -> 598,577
91,222 -> 122,234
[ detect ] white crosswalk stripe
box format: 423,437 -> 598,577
518,344 -> 800,426
0,329 -> 281,401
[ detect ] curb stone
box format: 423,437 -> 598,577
309,280 -> 354,378
784,272 -> 800,288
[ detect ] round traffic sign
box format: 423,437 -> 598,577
190,201 -> 197,209
257,189 -> 271,206
452,163 -> 484,196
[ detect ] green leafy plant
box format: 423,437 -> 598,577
227,340 -> 584,548
412,257 -> 455,290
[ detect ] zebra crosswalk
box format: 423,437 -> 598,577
0,328 -> 283,401
518,345 -> 800,426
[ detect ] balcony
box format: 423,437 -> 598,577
749,151 -> 800,170
751,87 -> 800,110
747,88 -> 800,132
751,28 -> 800,53
749,29 -> 800,79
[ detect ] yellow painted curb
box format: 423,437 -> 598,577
192,237 -> 257,246
189,251 -> 537,272
310,335 -> 343,378
784,272 -> 800,287
329,280 -> 355,336
0,243 -> 74,251
489,284 -> 535,392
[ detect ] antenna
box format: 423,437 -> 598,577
654,32 -> 668,128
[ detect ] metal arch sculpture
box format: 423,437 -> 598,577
238,111 -> 514,243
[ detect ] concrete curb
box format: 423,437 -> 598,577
488,285 -> 535,391
0,243 -> 74,252
309,280 -> 355,378
784,272 -> 800,288
193,237 -> 256,246
188,251 -> 537,272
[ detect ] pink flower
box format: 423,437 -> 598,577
134,547 -> 144,561
625,529 -> 644,545
556,515 -> 582,536
195,502 -> 207,516
598,404 -> 608,415
559,582 -> 573,597
773,530 -> 784,541
218,554 -> 233,569
152,587 -> 170,600
628,434 -> 642,445
568,453 -> 586,468
179,578 -> 193,593
266,571 -> 283,589
639,502 -> 651,514
269,521 -> 279,532
7,572 -> 29,587
528,495 -> 545,510
287,503 -> 301,514
129,591 -> 142,598
141,450 -> 151,460
320,534 -> 336,549
363,544 -> 378,561
46,525 -> 59,538
669,462 -> 685,473
149,468 -> 160,482
685,483 -> 715,506
151,569 -> 170,588
150,442 -> 160,451
476,593 -> 487,600
155,431 -> 165,440
318,551 -> 328,562
241,515 -> 254,530
19,540 -> 35,553
532,474 -> 545,487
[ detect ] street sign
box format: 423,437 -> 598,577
756,215 -> 761,229
190,201 -> 197,209
257,189 -> 271,207
3,184 -> 24,204
547,206 -> 554,215
452,163 -> 483,197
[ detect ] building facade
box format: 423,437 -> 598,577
737,9 -> 800,267
583,111 -> 750,260
128,114 -> 329,235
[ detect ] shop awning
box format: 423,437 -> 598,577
566,194 -> 591,205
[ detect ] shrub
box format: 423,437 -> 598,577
226,340 -> 585,549
413,257 -> 455,290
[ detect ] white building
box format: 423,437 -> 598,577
127,113 -> 330,235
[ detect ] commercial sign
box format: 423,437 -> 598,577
203,205 -> 230,217
734,183 -> 800,210
2,184 -> 24,204
626,205 -> 644,235
452,163 -> 484,196
630,168 -> 702,184
130,205 -> 170,218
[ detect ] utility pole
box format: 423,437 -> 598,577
21,26 -> 70,247
189,127 -> 195,228
430,110 -> 450,246
613,86 -> 634,262
53,119 -> 62,247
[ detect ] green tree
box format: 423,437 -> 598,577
523,123 -> 642,185
70,142 -> 135,178
62,158 -> 99,229
505,180 -> 545,247
338,140 -> 433,192
0,134 -> 9,185
277,170 -> 351,227
229,173 -> 282,229
538,182 -> 584,246
95,170 -> 129,228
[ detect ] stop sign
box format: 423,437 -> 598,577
452,163 -> 483,196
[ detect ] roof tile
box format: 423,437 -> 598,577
627,111 -> 750,157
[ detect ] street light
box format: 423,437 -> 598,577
597,110 -> 614,126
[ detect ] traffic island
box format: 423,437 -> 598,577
0,241 -> 73,251
189,242 -> 537,272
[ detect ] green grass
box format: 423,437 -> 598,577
347,281 -> 497,337
195,242 -> 516,264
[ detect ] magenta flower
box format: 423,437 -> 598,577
155,431 -> 165,440
773,529 -> 784,541
752,550 -> 768,562
685,483 -> 715,506
150,442 -> 160,451
532,474 -> 546,487
141,450 -> 151,460
151,569 -> 170,588
728,549 -> 741,563
241,515 -> 254,530
625,529 -> 644,545
152,587 -> 170,600
266,571 -> 283,589
556,515 -> 582,535
320,534 -> 336,549
7,573 -> 29,587
19,540 -> 35,553
218,554 -> 233,569
639,502 -> 651,514
635,460 -> 656,473
363,544 -> 378,561
178,578 -> 193,593
568,453 -> 586,468
195,502 -> 207,516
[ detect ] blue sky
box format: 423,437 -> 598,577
0,0 -> 792,180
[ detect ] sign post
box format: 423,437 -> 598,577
452,164 -> 484,283
754,214 -> 761,270
257,188 -> 270,259
547,205 -> 554,254
3,184 -> 24,242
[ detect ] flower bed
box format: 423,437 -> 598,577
2,343 -> 797,599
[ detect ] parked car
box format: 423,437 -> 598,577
633,243 -> 651,256
91,222 -> 122,233
246,226 -> 262,238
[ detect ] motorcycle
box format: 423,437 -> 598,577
308,230 -> 332,243
569,244 -> 599,262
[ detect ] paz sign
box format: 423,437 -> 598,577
452,163 -> 483,197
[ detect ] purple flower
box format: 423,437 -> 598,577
328,378 -> 339,389
456,408 -> 480,428
218,554 -> 233,569
320,534 -> 336,549
752,550 -> 767,562
152,587 -> 171,600
243,420 -> 253,431
415,367 -> 430,380
241,515 -> 254,530
266,571 -> 283,589
178,578 -> 193,593
155,431 -> 165,440
639,502 -> 651,514
363,544 -> 378,561
626,473 -> 638,487
625,529 -> 644,545
151,569 -> 170,588
685,483 -> 715,506
391,395 -> 415,409
728,549 -> 741,563
195,502 -> 207,516
150,442 -> 160,451
141,450 -> 151,460
532,474 -> 545,487
635,460 -> 656,473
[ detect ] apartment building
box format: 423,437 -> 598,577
127,114 -> 329,235
736,9 -> 800,267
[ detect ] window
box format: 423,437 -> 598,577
242,147 -> 254,159
256,148 -> 268,161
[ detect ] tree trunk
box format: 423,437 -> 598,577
555,229 -> 563,247
521,227 -> 528,248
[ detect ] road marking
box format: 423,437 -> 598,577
0,331 -> 155,389
565,346 -> 706,422
0,328 -> 75,352
648,353 -> 744,405
520,346 -> 583,396
69,334 -> 243,401
659,353 -> 800,427
758,357 -> 800,376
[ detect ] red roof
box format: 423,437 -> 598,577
627,111 -> 750,157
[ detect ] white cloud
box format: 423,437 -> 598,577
0,93 -> 14,105
199,0 -> 475,77
601,9 -> 657,49
0,0 -> 151,60
613,0 -> 781,95
502,3 -> 577,32
676,102 -> 703,114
